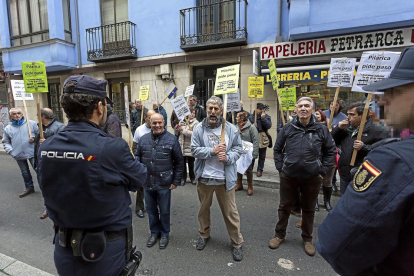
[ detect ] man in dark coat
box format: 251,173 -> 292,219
332,102 -> 388,194
136,113 -> 183,250
189,95 -> 207,122
101,104 -> 122,138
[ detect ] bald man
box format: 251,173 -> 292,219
135,113 -> 183,249
34,108 -> 66,219
132,109 -> 156,219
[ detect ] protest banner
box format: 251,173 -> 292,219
268,59 -> 285,125
139,85 -> 150,125
248,77 -> 264,98
227,91 -> 240,112
326,57 -> 357,129
185,84 -> 195,98
171,95 -> 191,121
213,64 -> 240,95
279,87 -> 296,111
21,61 -> 48,139
11,80 -> 34,137
123,86 -> 133,151
350,51 -> 400,165
214,64 -> 240,142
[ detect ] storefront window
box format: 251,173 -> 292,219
264,69 -> 366,113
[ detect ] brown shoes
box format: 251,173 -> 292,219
296,220 -> 302,228
247,183 -> 253,196
268,236 -> 285,249
256,171 -> 262,177
39,210 -> 48,219
235,179 -> 243,191
19,189 -> 35,198
303,241 -> 316,256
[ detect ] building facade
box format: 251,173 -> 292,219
0,0 -> 413,154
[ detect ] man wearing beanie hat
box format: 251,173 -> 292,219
248,103 -> 272,177
317,47 -> 414,275
37,75 -> 147,275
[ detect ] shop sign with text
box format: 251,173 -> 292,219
261,27 -> 414,60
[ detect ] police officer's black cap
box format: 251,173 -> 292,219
363,46 -> 414,92
63,75 -> 113,105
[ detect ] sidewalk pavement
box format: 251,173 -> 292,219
0,142 -> 340,196
0,253 -> 54,276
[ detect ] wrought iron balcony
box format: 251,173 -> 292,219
86,21 -> 137,62
180,0 -> 248,51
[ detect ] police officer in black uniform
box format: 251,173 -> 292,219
317,47 -> 414,275
37,75 -> 147,276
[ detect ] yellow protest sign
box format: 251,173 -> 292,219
21,61 -> 48,93
268,59 -> 279,90
248,77 -> 264,98
214,64 -> 240,95
139,85 -> 150,100
279,87 -> 297,111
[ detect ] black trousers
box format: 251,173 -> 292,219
275,172 -> 321,242
182,156 -> 195,181
252,147 -> 267,172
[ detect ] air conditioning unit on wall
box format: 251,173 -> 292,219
155,64 -> 171,76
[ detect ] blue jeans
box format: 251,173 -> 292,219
16,158 -> 35,190
144,188 -> 171,237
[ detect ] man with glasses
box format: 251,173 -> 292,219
191,96 -> 244,261
2,108 -> 39,198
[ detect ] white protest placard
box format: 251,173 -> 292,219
10,80 -> 34,100
171,95 -> 191,121
123,86 -> 130,125
227,90 -> 240,111
352,51 -> 400,93
327,58 -> 356,87
185,84 -> 195,97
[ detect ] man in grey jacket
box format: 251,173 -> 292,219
191,96 -> 244,261
2,108 -> 39,198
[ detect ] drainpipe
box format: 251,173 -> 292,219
275,0 -> 283,42
74,0 -> 82,68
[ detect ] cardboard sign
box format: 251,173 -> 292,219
10,80 -> 34,100
227,90 -> 240,111
248,77 -> 264,98
214,64 -> 240,95
171,95 -> 191,121
139,85 -> 150,100
279,87 -> 297,111
327,58 -> 357,87
165,83 -> 178,99
21,61 -> 48,93
185,84 -> 195,97
268,59 -> 279,90
352,51 -> 400,93
123,86 -> 130,125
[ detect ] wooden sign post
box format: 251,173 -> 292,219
328,87 -> 340,131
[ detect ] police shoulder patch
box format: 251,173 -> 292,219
353,160 -> 382,192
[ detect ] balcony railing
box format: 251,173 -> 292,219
86,21 -> 137,62
180,0 -> 248,51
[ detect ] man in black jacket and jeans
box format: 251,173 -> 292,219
332,102 -> 388,195
136,113 -> 184,250
269,97 -> 335,257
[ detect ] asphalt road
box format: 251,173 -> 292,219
0,154 -> 339,275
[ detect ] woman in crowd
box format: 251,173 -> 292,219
235,111 -> 259,195
178,108 -> 199,185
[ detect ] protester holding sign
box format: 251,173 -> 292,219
2,108 -> 39,198
177,108 -> 199,185
235,111 -> 258,195
189,95 -> 206,122
131,99 -> 148,134
323,98 -> 347,128
248,103 -> 272,177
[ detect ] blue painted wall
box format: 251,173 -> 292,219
288,0 -> 414,40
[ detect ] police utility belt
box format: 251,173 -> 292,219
54,226 -> 127,262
